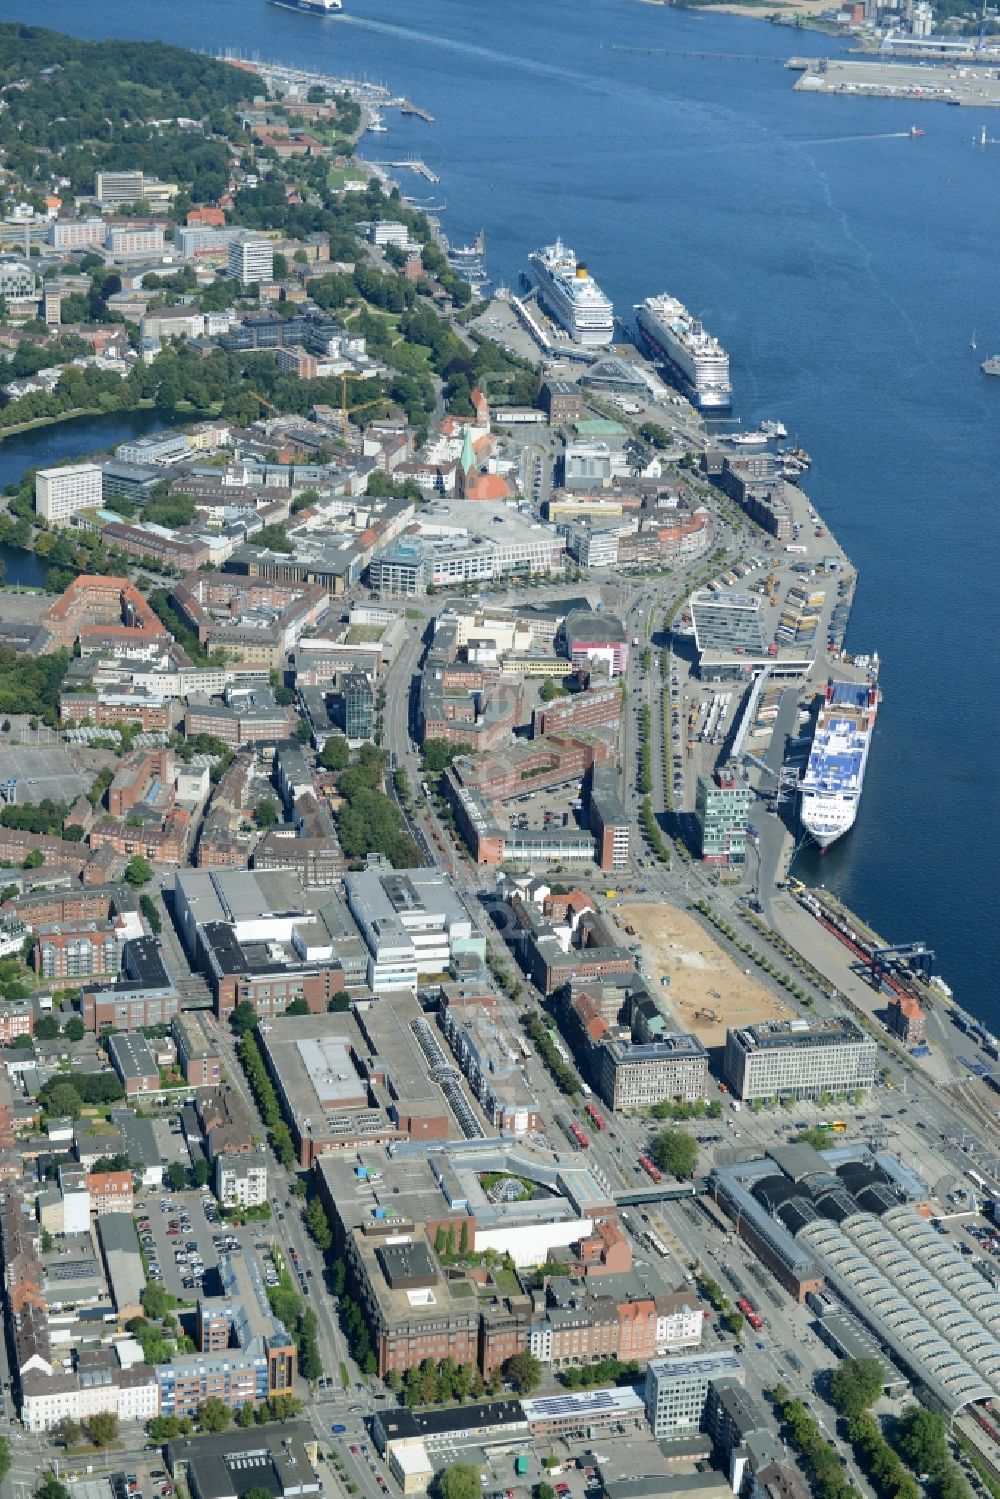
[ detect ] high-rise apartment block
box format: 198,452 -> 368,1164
35,464 -> 103,525
695,767 -> 752,865
227,235 -> 274,284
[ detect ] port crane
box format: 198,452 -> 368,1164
869,941 -> 935,987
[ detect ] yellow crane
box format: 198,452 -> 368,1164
338,369 -> 387,437
245,389 -> 278,416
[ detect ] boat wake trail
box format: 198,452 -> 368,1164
799,132 -> 920,146
334,12 -> 613,91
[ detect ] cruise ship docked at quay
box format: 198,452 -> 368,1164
528,239 -> 614,347
635,292 -> 732,410
799,677 -> 880,849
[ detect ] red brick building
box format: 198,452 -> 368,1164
39,576 -> 171,655
87,1169 -> 133,1215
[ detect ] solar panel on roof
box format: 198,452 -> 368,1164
531,1391 -> 616,1415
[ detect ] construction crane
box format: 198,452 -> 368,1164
244,389 -> 278,417
340,370 -> 384,437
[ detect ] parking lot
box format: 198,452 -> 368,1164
135,1148 -> 306,1305
137,1185 -> 222,1301
0,744 -> 89,805
109,1460 -> 175,1499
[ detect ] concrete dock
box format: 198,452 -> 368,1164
793,56 -> 1000,106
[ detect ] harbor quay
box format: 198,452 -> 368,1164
791,55 -> 1000,105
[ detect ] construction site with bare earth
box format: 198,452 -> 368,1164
617,901 -> 794,1048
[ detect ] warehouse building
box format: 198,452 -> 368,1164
166,1422 -> 321,1499
97,1213 -> 145,1321
797,1217 -> 990,1417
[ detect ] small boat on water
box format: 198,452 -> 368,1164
908,125 -> 925,138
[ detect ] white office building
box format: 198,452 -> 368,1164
723,1017 -> 878,1102
227,235 -> 275,284
644,1352 -> 745,1440
345,861 -> 476,992
35,464 -> 103,525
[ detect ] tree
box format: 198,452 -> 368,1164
253,800 -> 279,829
166,1161 -> 188,1193
142,1282 -> 169,1321
37,1480 -> 69,1499
23,848 -> 43,869
82,1412 -> 118,1447
896,1406 -> 949,1475
235,1403 -> 256,1429
536,1486 -> 556,1499
35,1014 -> 61,1040
198,1397 -> 232,1434
799,1126 -> 833,1150
307,1196 -> 333,1250
231,1002 -> 257,1037
53,1417 -> 80,1449
286,997 -> 310,1016
723,1311 -> 745,1337
140,893 -> 162,935
651,1127 -> 698,1180
502,1350 -> 542,1394
40,1227 -> 54,1253
320,736 -> 350,772
125,855 -> 153,887
44,1081 -> 82,1120
63,1016 -> 85,1043
830,1357 -> 884,1419
329,990 -> 351,1013
434,1464 -> 482,1499
422,738 -> 471,774
255,524 -> 294,554
191,1158 -> 211,1189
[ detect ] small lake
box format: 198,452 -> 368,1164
0,408 -> 183,588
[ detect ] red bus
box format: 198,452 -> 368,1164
639,1155 -> 662,1183
584,1102 -> 606,1132
737,1297 -> 763,1332
570,1123 -> 590,1150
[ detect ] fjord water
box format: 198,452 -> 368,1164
9,0 -> 1000,1013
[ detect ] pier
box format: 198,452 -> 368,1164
400,101 -> 435,122
369,158 -> 440,182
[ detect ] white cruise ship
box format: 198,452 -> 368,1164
635,293 -> 732,409
528,239 -> 614,347
799,678 -> 879,849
